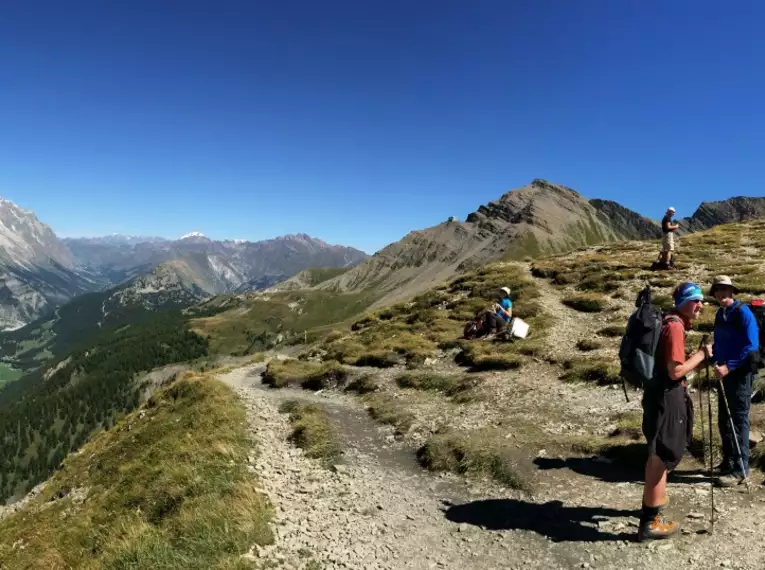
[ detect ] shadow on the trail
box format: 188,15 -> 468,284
534,457 -> 716,486
668,470 -> 717,485
534,456 -> 643,484
444,499 -> 636,542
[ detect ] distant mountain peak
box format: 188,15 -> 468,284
180,231 -> 208,240
0,197 -> 74,269
0,196 -> 93,329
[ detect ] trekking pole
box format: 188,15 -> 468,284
716,373 -> 752,494
701,335 -> 715,532
621,376 -> 630,403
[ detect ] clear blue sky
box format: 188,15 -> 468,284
1,1 -> 763,254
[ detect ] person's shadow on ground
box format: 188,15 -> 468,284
444,499 -> 637,542
533,456 -> 643,484
534,457 -> 716,486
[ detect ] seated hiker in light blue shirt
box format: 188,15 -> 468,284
484,286 -> 513,334
496,286 -> 513,322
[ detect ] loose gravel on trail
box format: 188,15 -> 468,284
222,362 -> 765,570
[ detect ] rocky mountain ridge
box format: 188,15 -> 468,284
314,180 -> 765,309
680,196 -> 765,232
315,179 -> 662,307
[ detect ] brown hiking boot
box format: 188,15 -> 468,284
637,515 -> 679,542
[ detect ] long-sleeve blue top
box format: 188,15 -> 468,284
712,300 -> 759,371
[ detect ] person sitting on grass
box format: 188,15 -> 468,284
483,286 -> 513,335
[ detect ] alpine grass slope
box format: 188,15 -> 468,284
0,372 -> 273,569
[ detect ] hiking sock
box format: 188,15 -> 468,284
640,504 -> 660,524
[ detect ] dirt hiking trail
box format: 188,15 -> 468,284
222,363 -> 765,570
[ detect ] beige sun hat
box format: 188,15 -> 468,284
710,275 -> 739,296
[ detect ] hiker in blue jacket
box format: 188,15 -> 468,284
710,275 -> 759,487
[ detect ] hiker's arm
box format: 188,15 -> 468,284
668,349 -> 709,381
495,304 -> 512,319
669,223 -> 679,231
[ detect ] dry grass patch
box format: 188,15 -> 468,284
597,325 -> 626,338
609,411 -> 643,440
694,304 -> 718,333
561,358 -> 621,385
455,342 -> 525,371
344,374 -> 379,394
279,400 -> 340,465
0,376 -> 273,569
262,359 -> 348,389
576,338 -> 603,352
395,372 -> 483,403
565,437 -> 648,471
417,430 -> 531,491
364,393 -> 415,434
650,295 -> 674,311
562,293 -> 609,313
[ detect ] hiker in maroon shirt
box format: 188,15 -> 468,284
638,282 -> 712,542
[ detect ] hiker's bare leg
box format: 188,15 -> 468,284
643,454 -> 667,506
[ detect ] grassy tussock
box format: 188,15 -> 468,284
0,375 -> 273,569
650,295 -> 674,311
262,359 -> 347,390
364,393 -> 415,434
561,293 -> 609,313
395,372 -> 482,403
694,305 -> 718,332
597,325 -> 626,338
344,374 -> 379,394
566,437 -> 647,470
609,411 -> 643,440
576,338 -> 603,352
417,430 -> 531,491
648,278 -> 675,288
560,358 -> 621,385
279,400 -> 340,465
455,342 -> 525,371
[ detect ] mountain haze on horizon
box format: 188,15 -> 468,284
0,197 -> 368,330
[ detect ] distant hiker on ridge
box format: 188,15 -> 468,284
483,286 -> 513,335
660,207 -> 679,268
710,276 -> 759,487
638,282 -> 711,542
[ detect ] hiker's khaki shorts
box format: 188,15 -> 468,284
661,232 -> 675,252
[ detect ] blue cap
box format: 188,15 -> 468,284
674,282 -> 703,308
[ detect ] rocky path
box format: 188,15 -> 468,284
520,261 -> 629,363
221,364 -> 765,570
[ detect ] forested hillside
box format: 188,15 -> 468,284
0,312 -> 208,503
